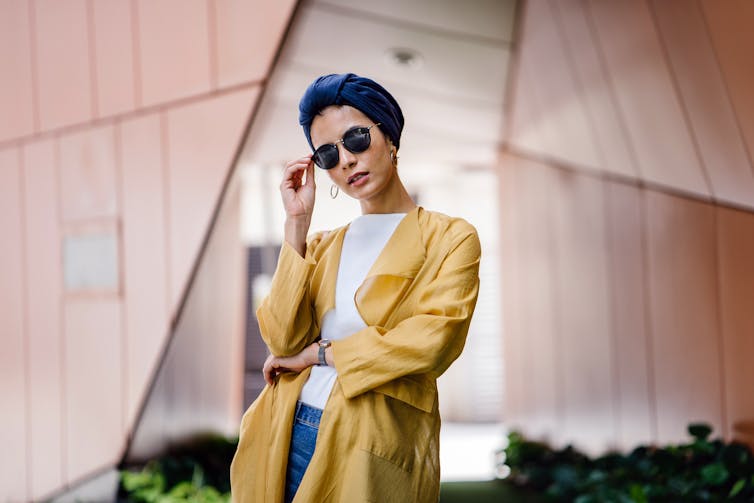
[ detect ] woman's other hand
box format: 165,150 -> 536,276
262,342 -> 319,386
281,155 -> 315,256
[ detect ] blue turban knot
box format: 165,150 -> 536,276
298,73 -> 404,151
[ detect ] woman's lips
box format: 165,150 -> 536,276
348,172 -> 369,185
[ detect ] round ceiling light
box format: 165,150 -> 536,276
385,47 -> 424,70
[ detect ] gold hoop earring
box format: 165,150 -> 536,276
330,184 -> 339,199
391,150 -> 398,166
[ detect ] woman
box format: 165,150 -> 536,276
230,73 -> 481,502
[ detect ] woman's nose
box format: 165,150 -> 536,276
337,142 -> 357,168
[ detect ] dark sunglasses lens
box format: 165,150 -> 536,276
343,128 -> 371,153
313,144 -> 338,170
312,127 -> 373,169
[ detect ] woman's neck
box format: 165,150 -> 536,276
359,180 -> 416,215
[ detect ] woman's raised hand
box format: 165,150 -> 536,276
281,155 -> 316,219
281,155 -> 316,257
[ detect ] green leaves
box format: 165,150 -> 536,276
120,462 -> 167,502
120,463 -> 230,503
119,435 -> 237,503
729,478 -> 746,498
700,462 -> 729,486
499,423 -> 754,502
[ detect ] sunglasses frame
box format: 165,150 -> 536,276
312,123 -> 382,170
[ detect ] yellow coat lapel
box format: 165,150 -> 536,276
355,207 -> 426,328
311,207 -> 427,330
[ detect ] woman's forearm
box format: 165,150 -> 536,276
284,216 -> 311,258
263,342 -> 335,385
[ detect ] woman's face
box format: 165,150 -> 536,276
310,105 -> 398,205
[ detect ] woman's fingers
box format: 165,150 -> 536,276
281,155 -> 314,190
279,156 -> 316,223
262,355 -> 275,385
263,354 -> 283,385
281,161 -> 308,190
304,157 -> 316,189
262,348 -> 316,385
262,354 -> 294,386
284,155 -> 312,169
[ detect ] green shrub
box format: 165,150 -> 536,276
119,434 -> 237,503
499,423 -> 754,502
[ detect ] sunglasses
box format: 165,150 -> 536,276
312,123 -> 381,170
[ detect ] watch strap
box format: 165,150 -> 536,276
318,341 -> 330,366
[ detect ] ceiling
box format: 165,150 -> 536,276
240,0 -> 518,172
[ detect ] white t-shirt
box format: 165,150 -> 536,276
299,212 -> 406,409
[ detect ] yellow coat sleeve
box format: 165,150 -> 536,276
256,235 -> 320,357
332,228 -> 481,400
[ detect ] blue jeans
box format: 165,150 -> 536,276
284,401 -> 322,503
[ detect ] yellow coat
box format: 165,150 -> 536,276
230,206 -> 481,502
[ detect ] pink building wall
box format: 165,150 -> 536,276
501,0 -> 754,453
5,0 -> 754,500
0,1 -> 297,501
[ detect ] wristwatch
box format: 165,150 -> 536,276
318,339 -> 332,366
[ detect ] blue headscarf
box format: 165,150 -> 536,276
298,73 -> 404,151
